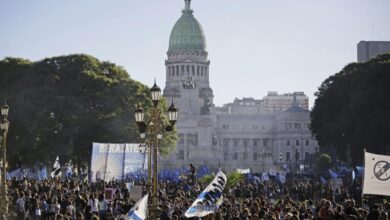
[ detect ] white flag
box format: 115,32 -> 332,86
127,194 -> 148,220
363,152 -> 390,196
50,156 -> 62,178
185,171 -> 227,218
236,168 -> 250,174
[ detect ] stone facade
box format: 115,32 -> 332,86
160,0 -> 318,172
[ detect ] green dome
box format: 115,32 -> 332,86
168,0 -> 206,53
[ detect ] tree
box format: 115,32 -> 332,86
311,54 -> 390,164
0,54 -> 177,168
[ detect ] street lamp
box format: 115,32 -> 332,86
0,102 -> 9,214
134,81 -> 178,219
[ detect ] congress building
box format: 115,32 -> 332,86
161,0 -> 318,172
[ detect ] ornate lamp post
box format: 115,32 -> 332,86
134,81 -> 178,219
0,102 -> 9,214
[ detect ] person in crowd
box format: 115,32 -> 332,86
2,167 -> 389,220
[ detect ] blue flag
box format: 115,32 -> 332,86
39,166 -> 48,180
127,194 -> 148,220
328,169 -> 338,179
320,176 -> 327,184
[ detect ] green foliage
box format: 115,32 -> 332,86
316,153 -> 332,173
0,54 -> 177,168
199,171 -> 244,192
311,54 -> 390,164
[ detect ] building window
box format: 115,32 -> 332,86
243,152 -> 248,160
224,151 -> 229,160
178,134 -> 184,145
263,139 -> 269,147
285,123 -> 292,129
253,153 -> 258,161
286,140 -> 291,146
253,139 -> 258,147
223,139 -> 229,147
187,133 -> 198,147
243,139 -> 248,147
305,140 -> 309,146
296,140 -> 300,146
286,152 -> 291,161
222,124 -> 229,129
233,139 -> 239,147
294,123 -> 301,129
232,152 -> 238,160
178,150 -> 184,160
295,151 -> 300,161
305,152 -> 310,160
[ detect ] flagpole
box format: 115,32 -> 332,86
361,148 -> 366,207
122,144 -> 126,181
104,144 -> 111,182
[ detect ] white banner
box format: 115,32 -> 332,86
363,152 -> 390,196
185,171 -> 227,218
91,143 -> 146,182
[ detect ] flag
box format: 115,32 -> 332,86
7,168 -> 22,180
328,169 -> 338,179
185,171 -> 227,218
278,173 -> 286,183
352,170 -> 356,181
320,176 -> 327,184
363,152 -> 390,196
127,194 -> 148,220
269,169 -> 277,176
51,156 -> 62,178
261,172 -> 269,181
356,166 -> 364,177
236,168 -> 250,174
254,176 -> 261,185
39,166 -> 47,180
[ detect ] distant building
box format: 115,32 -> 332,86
357,41 -> 390,62
160,0 -> 318,172
263,91 -> 308,113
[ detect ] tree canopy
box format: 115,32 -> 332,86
311,54 -> 390,164
0,54 -> 177,168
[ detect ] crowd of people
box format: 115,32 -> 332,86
2,165 -> 389,220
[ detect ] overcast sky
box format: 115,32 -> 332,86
1,0 -> 389,108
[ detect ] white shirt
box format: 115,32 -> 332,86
88,198 -> 99,212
